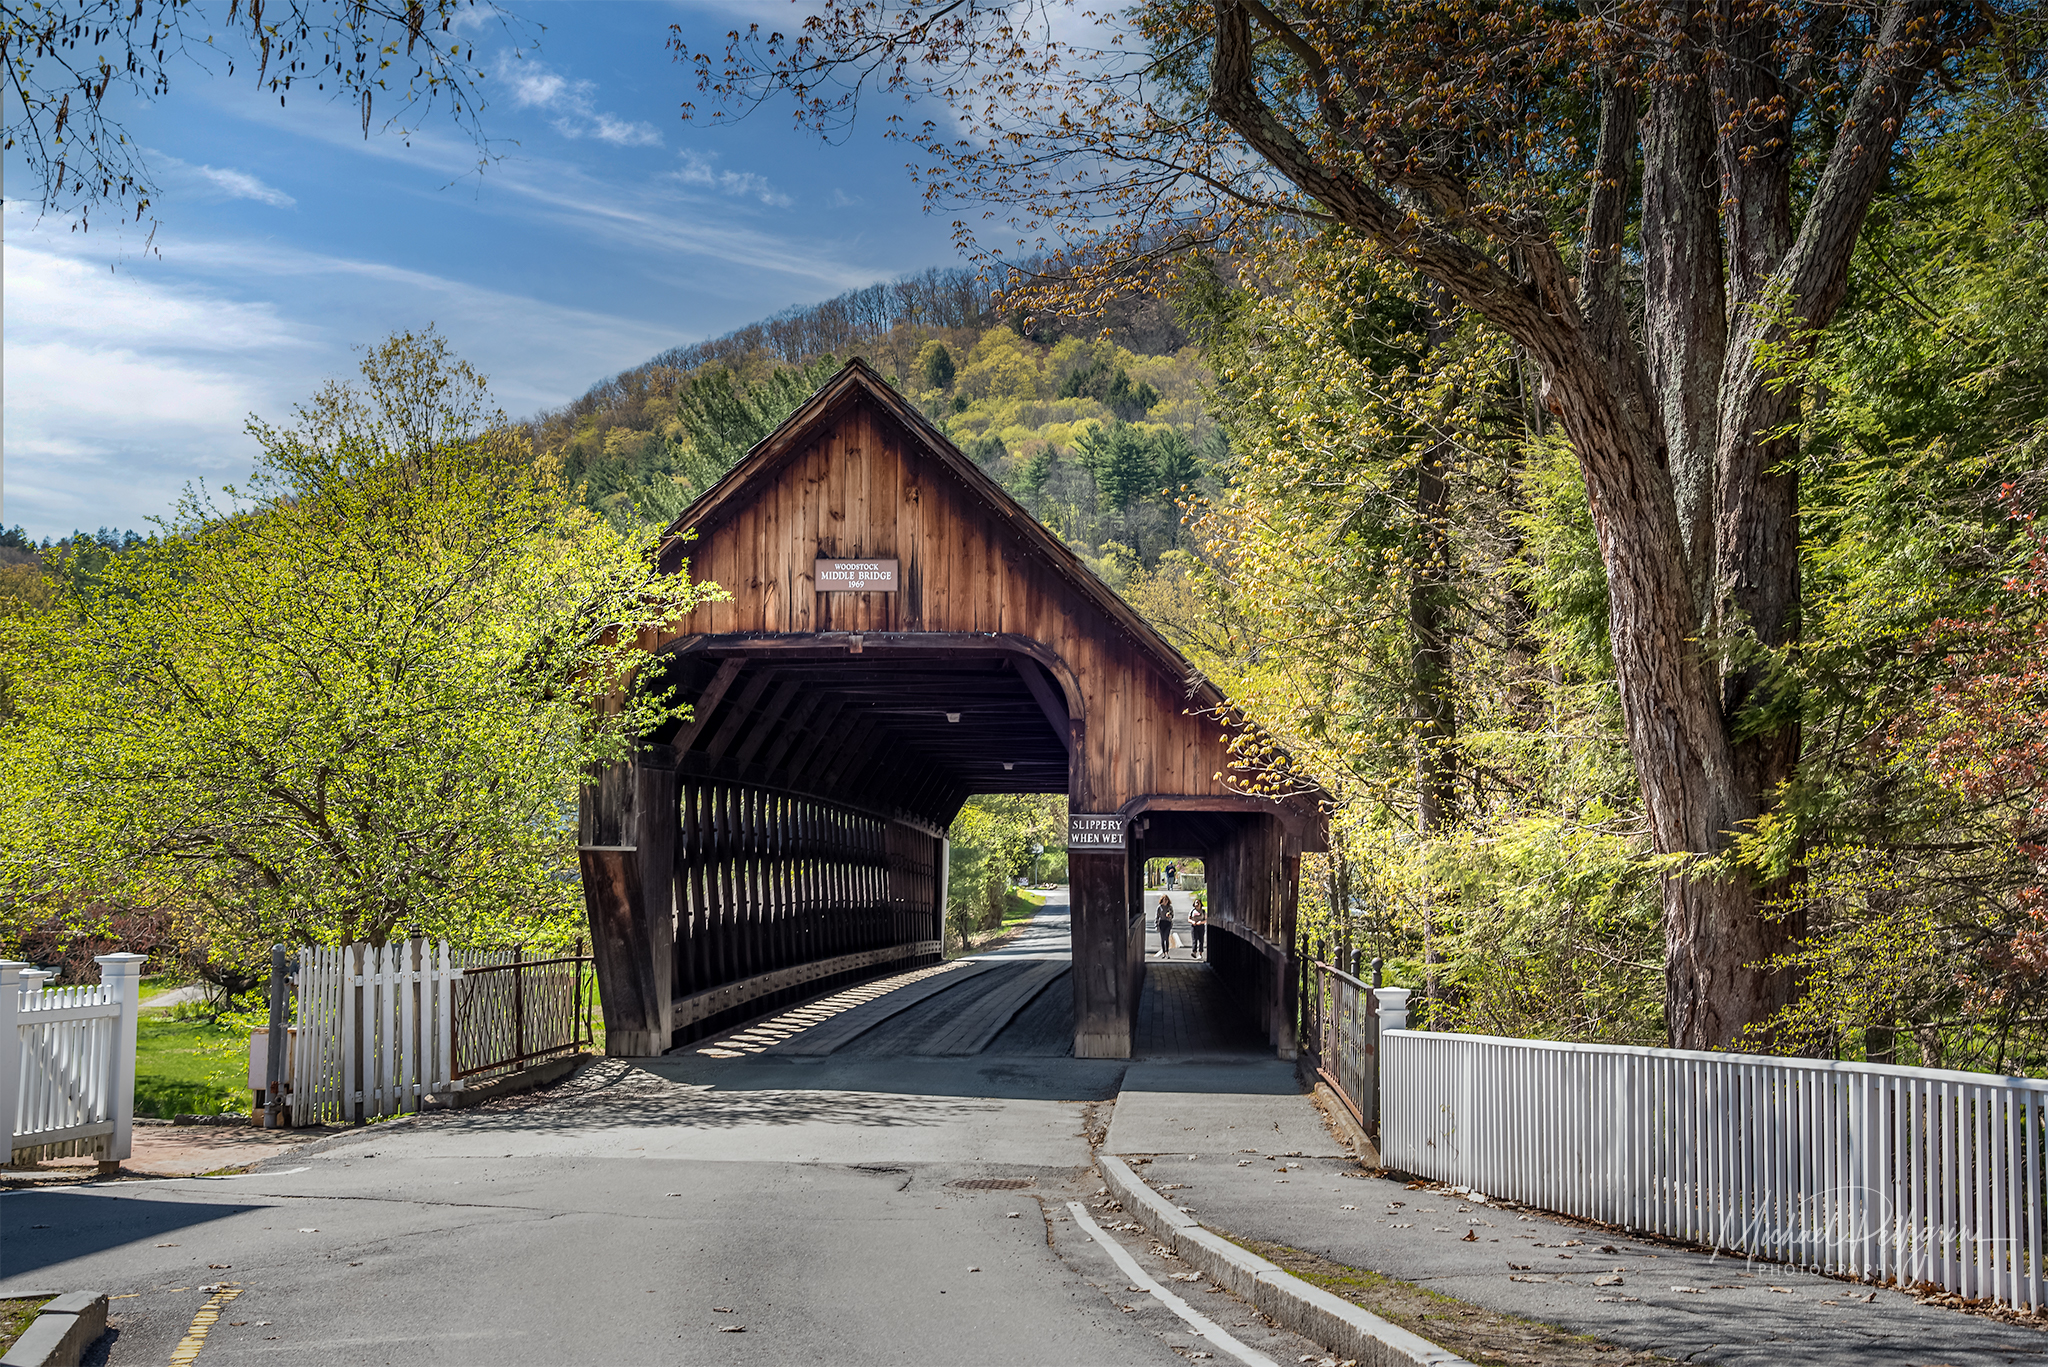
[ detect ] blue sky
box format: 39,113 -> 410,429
3,1 -> 964,537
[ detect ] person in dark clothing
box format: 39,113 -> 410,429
1189,898 -> 1207,957
1165,861 -> 1178,889
1156,893 -> 1174,956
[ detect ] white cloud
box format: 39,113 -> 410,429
502,57 -> 663,147
150,152 -> 297,207
0,219 -> 685,534
1,238 -> 316,529
188,91 -> 883,290
674,150 -> 793,207
191,164 -> 297,207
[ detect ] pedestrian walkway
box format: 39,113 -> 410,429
1103,1086 -> 2048,1366
974,886 -> 1075,959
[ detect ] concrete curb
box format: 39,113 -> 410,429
1308,1082 -> 1381,1167
0,1292 -> 107,1367
423,1053 -> 589,1110
1097,1155 -> 1470,1367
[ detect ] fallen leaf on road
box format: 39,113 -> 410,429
969,1267 -> 981,1273
711,1307 -> 735,1314
716,1325 -> 746,1333
157,1243 -> 179,1247
297,1228 -> 318,1233
1508,1275 -> 1553,1284
209,1264 -> 231,1269
1462,1231 -> 1478,1242
1595,1295 -> 1639,1304
1672,1286 -> 1702,1294
1595,1275 -> 1625,1287
1169,1272 -> 1201,1282
1508,1263 -> 1530,1270
1599,1245 -> 1618,1253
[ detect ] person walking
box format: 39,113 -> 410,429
1189,898 -> 1206,958
1156,893 -> 1175,957
1165,861 -> 1178,889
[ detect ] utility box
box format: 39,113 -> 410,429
247,1027 -> 298,1089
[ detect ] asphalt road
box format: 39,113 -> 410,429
1,893 -> 1334,1366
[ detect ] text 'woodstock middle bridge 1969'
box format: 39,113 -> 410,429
578,360 -> 1325,1060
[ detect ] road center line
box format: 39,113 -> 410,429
1065,1201 -> 1279,1367
167,1284 -> 242,1366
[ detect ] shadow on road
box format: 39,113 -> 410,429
0,1190 -> 262,1281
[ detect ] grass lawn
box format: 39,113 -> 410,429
134,1013 -> 248,1119
1000,888 -> 1046,933
0,1299 -> 50,1357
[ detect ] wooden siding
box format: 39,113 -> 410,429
655,397 -> 1235,812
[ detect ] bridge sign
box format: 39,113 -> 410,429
1067,814 -> 1126,851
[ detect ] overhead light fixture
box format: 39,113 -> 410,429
1003,762 -> 1015,771
946,712 -> 961,723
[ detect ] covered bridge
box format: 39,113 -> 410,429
579,359 -> 1324,1058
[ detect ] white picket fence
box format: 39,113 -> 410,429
287,940 -> 459,1126
3,955 -> 146,1165
1381,1027 -> 2048,1310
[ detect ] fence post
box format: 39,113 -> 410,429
95,953 -> 148,1165
0,961 -> 22,1160
264,944 -> 289,1130
1374,987 -> 1412,1031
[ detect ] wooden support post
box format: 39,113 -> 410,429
1071,848 -> 1134,1059
578,745 -> 678,1057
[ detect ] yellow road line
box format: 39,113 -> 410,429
167,1285 -> 242,1366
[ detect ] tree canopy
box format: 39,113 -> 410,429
4,0 -> 526,229
0,330 -> 718,966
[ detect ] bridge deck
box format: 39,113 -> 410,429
687,893 -> 1266,1062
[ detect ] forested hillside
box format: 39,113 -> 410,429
527,267 -> 1217,584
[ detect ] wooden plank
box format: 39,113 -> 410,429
923,961 -> 1071,1055
733,680 -> 803,766
768,961 -> 1003,1056
703,669 -> 777,761
756,689 -> 831,778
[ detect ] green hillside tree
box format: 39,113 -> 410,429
0,331 -> 719,962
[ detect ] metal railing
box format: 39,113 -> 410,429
1302,960 -> 1379,1132
1381,1027 -> 2048,1312
452,942 -> 594,1081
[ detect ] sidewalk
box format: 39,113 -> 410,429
5,1120 -> 326,1183
1104,1062 -> 2048,1367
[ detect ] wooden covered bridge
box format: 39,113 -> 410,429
578,359 -> 1324,1059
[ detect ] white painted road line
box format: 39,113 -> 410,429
1066,1201 -> 1281,1367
